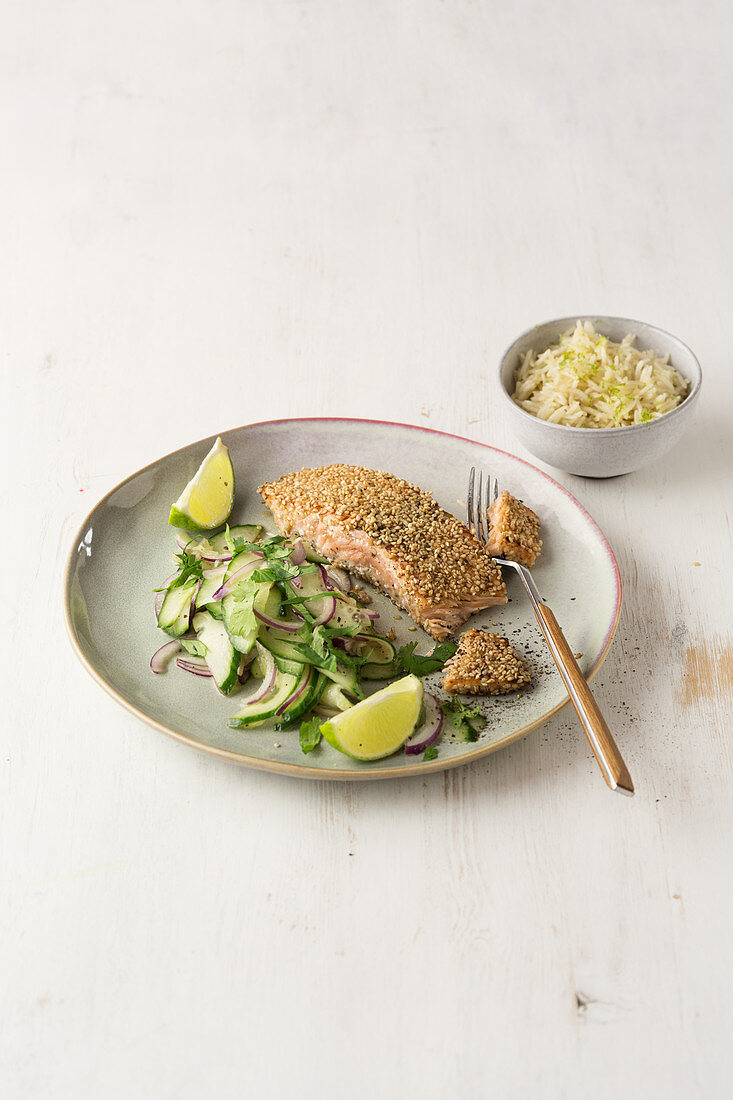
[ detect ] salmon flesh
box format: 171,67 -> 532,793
259,465 -> 507,640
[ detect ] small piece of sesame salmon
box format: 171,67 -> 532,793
442,630 -> 532,695
259,465 -> 507,640
486,490 -> 542,568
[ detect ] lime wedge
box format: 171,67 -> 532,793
168,437 -> 235,531
321,675 -> 424,761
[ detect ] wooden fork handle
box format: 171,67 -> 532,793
534,604 -> 634,796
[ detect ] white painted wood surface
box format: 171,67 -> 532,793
3,1 -> 732,1096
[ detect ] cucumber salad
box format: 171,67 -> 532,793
151,523 -> 449,748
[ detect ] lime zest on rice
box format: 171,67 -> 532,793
511,321 -> 689,428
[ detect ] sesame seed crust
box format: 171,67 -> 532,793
259,465 -> 506,632
442,630 -> 532,695
487,491 -> 542,568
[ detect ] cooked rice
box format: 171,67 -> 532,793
511,321 -> 689,428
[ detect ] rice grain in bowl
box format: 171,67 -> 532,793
498,316 -> 702,477
512,320 -> 689,429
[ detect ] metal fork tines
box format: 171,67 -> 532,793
467,466 -> 634,796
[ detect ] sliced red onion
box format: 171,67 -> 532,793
326,566 -> 351,593
290,539 -> 306,566
316,563 -> 335,590
237,644 -> 277,705
275,664 -> 313,716
150,639 -> 182,673
175,532 -> 198,554
176,657 -> 213,677
311,593 -> 337,626
254,610 -> 301,633
364,610 -> 380,621
212,553 -> 264,600
404,693 -> 443,755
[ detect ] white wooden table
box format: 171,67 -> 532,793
4,1 -> 732,1096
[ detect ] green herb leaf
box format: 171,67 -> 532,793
299,716 -> 323,754
440,696 -> 484,742
180,638 -> 208,658
397,641 -> 458,677
423,745 -> 439,761
161,549 -> 204,592
227,589 -> 257,638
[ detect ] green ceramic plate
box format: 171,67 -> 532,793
64,418 -> 621,779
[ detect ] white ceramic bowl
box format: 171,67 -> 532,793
498,316 -> 702,477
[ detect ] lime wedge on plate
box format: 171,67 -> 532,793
322,675 -> 424,761
168,437 -> 235,531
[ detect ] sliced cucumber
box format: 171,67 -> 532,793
193,610 -> 240,694
319,662 -> 360,693
272,654 -> 307,676
208,524 -> 263,554
258,628 -> 307,665
197,564 -> 227,607
275,665 -> 325,728
227,671 -> 298,727
157,576 -> 199,637
320,680 -> 356,713
351,634 -> 401,679
304,543 -> 329,564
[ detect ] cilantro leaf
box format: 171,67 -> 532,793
397,641 -> 458,677
180,638 -> 208,658
423,745 -> 439,761
299,716 -> 323,754
157,549 -> 203,592
227,589 -> 257,638
440,697 -> 484,742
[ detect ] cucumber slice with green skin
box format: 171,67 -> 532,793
275,665 -> 326,728
197,565 -> 227,607
258,629 -> 307,665
206,602 -> 223,621
272,654 -> 306,676
319,662 -> 360,692
157,576 -> 200,637
349,635 -> 400,680
304,544 -> 329,564
361,659 -> 402,680
207,524 -> 263,554
320,680 -> 356,712
193,610 -> 240,694
227,672 -> 298,727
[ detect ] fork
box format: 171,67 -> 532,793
468,467 -> 634,796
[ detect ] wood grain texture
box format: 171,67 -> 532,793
3,0 -> 733,1097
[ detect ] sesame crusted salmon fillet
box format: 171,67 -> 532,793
486,490 -> 542,568
259,465 -> 507,640
442,630 -> 532,695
